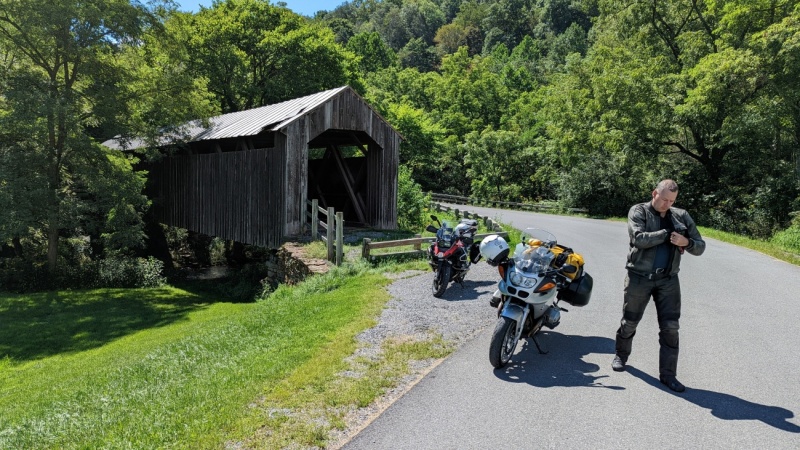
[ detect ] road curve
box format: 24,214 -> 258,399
344,205 -> 800,449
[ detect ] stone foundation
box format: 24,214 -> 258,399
264,242 -> 330,286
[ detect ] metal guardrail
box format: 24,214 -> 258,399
305,199 -> 344,266
429,192 -> 588,214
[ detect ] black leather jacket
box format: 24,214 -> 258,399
626,202 -> 705,276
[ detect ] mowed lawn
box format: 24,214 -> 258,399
0,269 -> 391,448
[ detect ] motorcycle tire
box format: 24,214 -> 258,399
432,264 -> 451,298
489,316 -> 517,368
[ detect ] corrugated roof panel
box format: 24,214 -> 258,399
102,86 -> 348,150
194,86 -> 347,140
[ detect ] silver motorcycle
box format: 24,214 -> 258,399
480,229 -> 593,369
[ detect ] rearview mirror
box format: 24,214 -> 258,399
561,264 -> 578,275
426,225 -> 438,233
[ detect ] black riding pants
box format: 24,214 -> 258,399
615,271 -> 682,377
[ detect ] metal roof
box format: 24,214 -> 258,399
103,86 -> 350,150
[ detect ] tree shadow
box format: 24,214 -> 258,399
625,366 -> 800,433
493,332 -> 624,390
0,287 -> 214,362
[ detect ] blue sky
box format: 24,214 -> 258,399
177,1 -> 346,17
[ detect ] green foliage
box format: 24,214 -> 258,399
0,0 -> 212,272
398,37 -> 439,71
771,224 -> 800,253
347,31 -> 397,73
556,148 -> 652,217
0,256 -> 166,293
173,0 -> 361,112
463,127 -> 534,200
396,166 -> 431,231
95,257 -> 167,288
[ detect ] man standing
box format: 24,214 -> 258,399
611,179 -> 706,392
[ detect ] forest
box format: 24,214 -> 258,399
1,0 -> 800,287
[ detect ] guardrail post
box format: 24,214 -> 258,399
335,212 -> 344,266
311,199 -> 319,240
413,234 -> 421,251
327,207 -> 334,262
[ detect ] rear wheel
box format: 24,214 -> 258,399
489,316 -> 517,368
432,264 -> 451,298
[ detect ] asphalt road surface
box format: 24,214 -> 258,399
344,205 -> 800,449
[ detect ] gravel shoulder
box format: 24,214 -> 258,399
327,262 -> 500,448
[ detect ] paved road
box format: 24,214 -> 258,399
344,205 -> 800,449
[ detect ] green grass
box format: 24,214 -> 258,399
0,262 -> 448,449
699,226 -> 800,266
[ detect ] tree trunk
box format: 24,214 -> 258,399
47,222 -> 59,273
12,237 -> 23,257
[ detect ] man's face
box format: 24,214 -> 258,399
651,188 -> 677,213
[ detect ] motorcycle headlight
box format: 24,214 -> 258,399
509,272 -> 537,288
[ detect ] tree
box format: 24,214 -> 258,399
398,37 -> 438,71
538,0 -> 800,226
463,127 -> 534,200
175,0 -> 361,112
0,0 -> 210,273
347,31 -> 397,73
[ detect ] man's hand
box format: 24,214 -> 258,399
670,231 -> 689,247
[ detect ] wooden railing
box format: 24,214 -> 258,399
429,192 -> 588,214
306,199 -> 344,266
361,204 -> 508,262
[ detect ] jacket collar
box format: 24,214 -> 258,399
647,202 -> 671,219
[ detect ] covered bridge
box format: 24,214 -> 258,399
103,86 -> 401,249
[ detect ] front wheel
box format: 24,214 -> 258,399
489,316 -> 518,368
432,264 -> 451,298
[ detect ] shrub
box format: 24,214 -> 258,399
0,256 -> 166,293
771,225 -> 800,254
96,256 -> 166,288
397,166 -> 431,231
214,263 -> 271,302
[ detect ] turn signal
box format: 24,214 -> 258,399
498,265 -> 506,279
534,281 -> 556,293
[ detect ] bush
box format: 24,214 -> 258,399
96,256 -> 166,288
0,256 -> 166,293
771,225 -> 800,254
215,263 -> 271,302
397,166 -> 431,231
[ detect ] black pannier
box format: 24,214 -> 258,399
558,272 -> 593,307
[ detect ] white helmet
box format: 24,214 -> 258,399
454,222 -> 472,237
479,234 -> 509,266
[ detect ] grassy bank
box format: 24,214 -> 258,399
0,262 -> 447,449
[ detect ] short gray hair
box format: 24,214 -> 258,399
656,179 -> 679,193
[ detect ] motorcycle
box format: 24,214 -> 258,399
479,228 -> 594,368
425,215 -> 481,297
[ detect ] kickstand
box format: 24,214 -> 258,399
532,336 -> 549,354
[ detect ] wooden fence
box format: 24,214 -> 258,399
429,192 -> 588,214
306,199 -> 344,266
361,203 -> 508,261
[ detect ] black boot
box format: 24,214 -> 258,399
659,330 -> 684,392
613,328 -> 635,371
659,375 -> 685,393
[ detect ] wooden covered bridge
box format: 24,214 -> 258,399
103,86 -> 401,249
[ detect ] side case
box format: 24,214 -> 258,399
558,272 -> 593,307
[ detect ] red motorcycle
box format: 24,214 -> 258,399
425,215 -> 481,297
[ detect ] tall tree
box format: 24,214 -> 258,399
175,0 -> 361,112
0,0 -> 211,272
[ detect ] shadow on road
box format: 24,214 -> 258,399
492,332 -> 624,390
437,279 -> 497,302
625,366 -> 800,433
